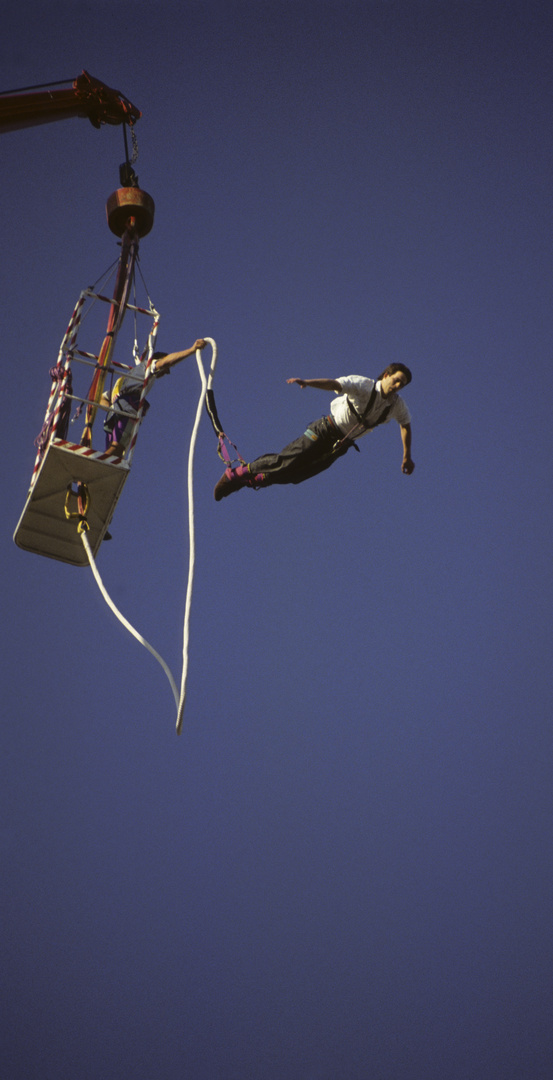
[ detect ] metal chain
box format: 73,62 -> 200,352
129,123 -> 139,165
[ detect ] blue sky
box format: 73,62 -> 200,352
2,2 -> 552,1078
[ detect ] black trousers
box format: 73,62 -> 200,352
248,416 -> 353,486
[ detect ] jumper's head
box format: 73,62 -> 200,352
377,363 -> 412,397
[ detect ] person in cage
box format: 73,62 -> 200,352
213,364 -> 414,499
101,339 -> 207,456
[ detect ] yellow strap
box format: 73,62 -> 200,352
112,376 -> 126,400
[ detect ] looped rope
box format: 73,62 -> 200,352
71,341 -> 218,735
65,339 -> 239,735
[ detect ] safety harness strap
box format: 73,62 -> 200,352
205,387 -> 246,467
347,382 -> 393,432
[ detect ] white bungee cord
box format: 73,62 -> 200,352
176,337 -> 217,734
80,338 -> 218,735
80,528 -> 180,708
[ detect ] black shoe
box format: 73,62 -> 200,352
214,469 -> 244,501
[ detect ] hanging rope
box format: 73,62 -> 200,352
80,528 -> 180,709
175,338 -> 214,734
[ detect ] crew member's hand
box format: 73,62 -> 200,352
402,458 -> 415,474
286,378 -> 306,387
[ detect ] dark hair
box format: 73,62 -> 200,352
376,363 -> 412,386
149,350 -> 170,377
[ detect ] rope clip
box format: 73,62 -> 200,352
65,482 -> 90,531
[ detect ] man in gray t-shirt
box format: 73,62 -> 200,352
214,363 -> 414,500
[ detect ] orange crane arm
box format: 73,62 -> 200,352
0,70 -> 140,133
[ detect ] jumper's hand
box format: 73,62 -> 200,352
287,378 -> 306,387
193,339 -> 207,351
402,458 -> 415,475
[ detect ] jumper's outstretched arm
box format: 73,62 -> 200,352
286,377 -> 342,392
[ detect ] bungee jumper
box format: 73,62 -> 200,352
213,364 -> 414,500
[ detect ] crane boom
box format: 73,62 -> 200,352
0,70 -> 140,133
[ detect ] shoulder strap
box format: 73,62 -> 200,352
347,383 -> 393,431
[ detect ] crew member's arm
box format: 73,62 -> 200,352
154,339 -> 207,375
400,423 -> 415,474
286,377 -> 342,392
